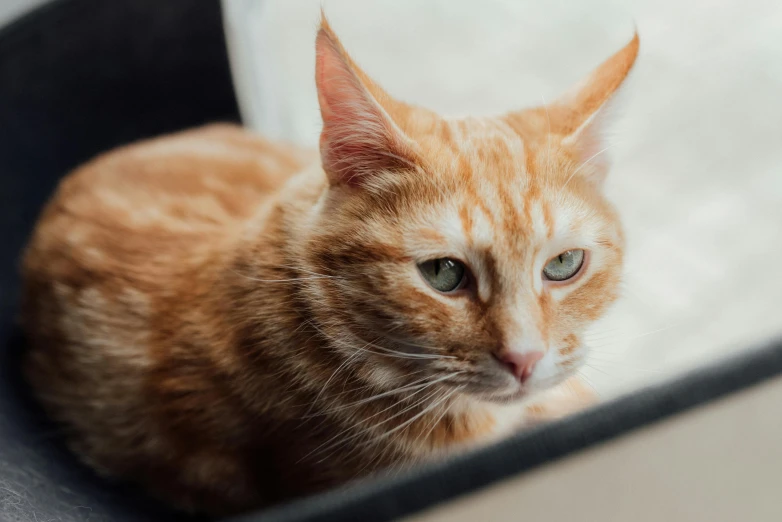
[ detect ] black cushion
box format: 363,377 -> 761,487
0,1 -> 239,520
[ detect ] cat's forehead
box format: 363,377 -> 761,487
402,116 -> 604,261
442,117 -> 528,160
427,182 -> 593,256
416,116 -> 533,184
414,115 -> 556,197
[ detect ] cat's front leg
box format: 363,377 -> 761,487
523,376 -> 599,425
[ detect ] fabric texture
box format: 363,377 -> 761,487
0,0 -> 239,520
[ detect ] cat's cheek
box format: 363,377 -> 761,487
524,340 -> 586,393
522,376 -> 599,426
525,350 -> 562,387
364,363 -> 405,389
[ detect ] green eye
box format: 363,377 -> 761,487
418,258 -> 466,293
543,249 -> 585,282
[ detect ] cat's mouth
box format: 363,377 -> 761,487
453,355 -> 581,404
481,387 -> 533,404
452,375 -> 534,404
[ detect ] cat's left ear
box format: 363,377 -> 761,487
556,32 -> 640,184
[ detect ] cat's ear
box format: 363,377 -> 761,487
315,17 -> 419,188
557,32 -> 640,184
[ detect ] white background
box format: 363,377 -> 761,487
224,0 -> 782,399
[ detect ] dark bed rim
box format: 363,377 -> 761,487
229,337 -> 782,522
0,0 -> 87,45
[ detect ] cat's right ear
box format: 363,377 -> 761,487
315,17 -> 419,189
555,32 -> 640,185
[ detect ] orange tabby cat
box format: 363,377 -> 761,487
20,16 -> 638,516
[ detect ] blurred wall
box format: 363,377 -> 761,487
224,0 -> 782,398
0,0 -> 49,26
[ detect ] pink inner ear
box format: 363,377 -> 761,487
315,29 -> 415,187
315,32 -> 355,125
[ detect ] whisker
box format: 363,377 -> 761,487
308,321 -> 445,362
291,317 -> 317,335
353,333 -> 454,361
414,389 -> 456,448
584,330 -> 628,343
303,346 -> 366,417
305,385 -> 445,464
358,344 -> 449,361
291,368 -> 431,412
373,386 -> 462,444
333,368 -> 428,400
559,144 -> 614,196
576,371 -> 598,392
585,357 -> 663,375
302,371 -> 462,418
588,323 -> 684,349
582,362 -> 613,378
277,264 -> 336,277
230,271 -> 341,284
379,335 -> 456,358
373,343 -> 455,360
320,277 -> 392,302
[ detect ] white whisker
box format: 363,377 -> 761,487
304,371 -> 463,419
588,323 -> 684,349
304,346 -> 366,417
304,385 -> 446,464
230,269 -> 341,284
373,386 -> 461,443
559,144 -> 614,195
413,388 -> 457,448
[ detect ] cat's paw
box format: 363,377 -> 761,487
524,377 -> 599,424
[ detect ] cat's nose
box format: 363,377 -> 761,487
497,350 -> 544,383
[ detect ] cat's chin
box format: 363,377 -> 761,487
465,368 -> 580,406
466,386 -> 534,405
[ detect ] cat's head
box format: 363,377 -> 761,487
301,17 -> 638,403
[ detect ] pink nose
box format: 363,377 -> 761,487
498,350 -> 544,383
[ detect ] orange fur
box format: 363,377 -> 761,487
20,16 -> 638,516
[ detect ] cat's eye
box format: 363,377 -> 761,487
418,258 -> 467,293
542,249 -> 585,282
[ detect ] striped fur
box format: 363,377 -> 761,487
20,17 -> 639,516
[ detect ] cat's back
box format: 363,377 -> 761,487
21,123 -> 314,361
18,125 -> 314,510
20,122 -> 314,397
24,123 -> 313,283
42,123 -> 311,243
